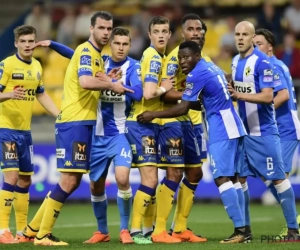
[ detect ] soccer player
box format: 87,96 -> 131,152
22,28 -> 140,244
155,14 -> 209,243
229,21 -> 299,240
137,40 -> 247,243
125,16 -> 174,244
253,28 -> 300,236
27,12 -> 132,246
0,25 -> 59,244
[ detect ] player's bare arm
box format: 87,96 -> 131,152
143,77 -> 174,100
137,100 -> 191,123
0,87 -> 25,102
273,88 -> 289,109
161,88 -> 183,102
227,83 -> 273,104
36,92 -> 60,117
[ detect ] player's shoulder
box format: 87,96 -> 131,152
232,54 -> 240,65
31,57 -> 42,68
0,55 -> 15,65
74,41 -> 95,56
201,52 -> 212,63
142,46 -> 163,62
253,48 -> 270,64
166,46 -> 179,62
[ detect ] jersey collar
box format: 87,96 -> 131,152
109,57 -> 128,67
16,54 -> 32,64
88,40 -> 101,53
150,44 -> 164,58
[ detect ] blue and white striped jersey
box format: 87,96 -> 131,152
182,59 -> 247,144
95,56 -> 142,136
232,48 -> 278,136
271,55 -> 300,140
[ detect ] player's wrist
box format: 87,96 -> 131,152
159,86 -> 166,93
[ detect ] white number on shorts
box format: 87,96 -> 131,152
210,154 -> 216,167
266,157 -> 273,171
121,148 -> 131,159
217,75 -> 230,100
124,127 -> 128,133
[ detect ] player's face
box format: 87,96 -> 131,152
234,25 -> 254,54
253,35 -> 272,55
178,48 -> 199,75
91,17 -> 113,47
110,35 -> 131,61
148,24 -> 171,53
15,34 -> 36,59
182,20 -> 202,45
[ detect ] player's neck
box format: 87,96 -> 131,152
150,44 -> 165,56
88,37 -> 103,52
239,46 -> 254,59
111,55 -> 126,63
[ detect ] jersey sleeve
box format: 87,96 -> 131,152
129,62 -> 142,87
273,68 -> 287,93
162,54 -> 179,81
143,53 -> 162,84
36,63 -> 45,94
77,47 -> 93,77
256,59 -> 275,90
182,73 -> 204,102
0,60 -> 11,92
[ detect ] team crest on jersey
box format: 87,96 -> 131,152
27,70 -> 32,77
245,66 -> 251,76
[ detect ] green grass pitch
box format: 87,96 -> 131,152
4,202 -> 300,249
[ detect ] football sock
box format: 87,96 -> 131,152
0,182 -> 15,233
265,180 -> 280,203
117,188 -> 132,231
153,178 -> 178,235
219,181 -> 244,228
92,193 -> 108,234
28,191 -> 51,231
234,182 -> 245,225
174,178 -> 197,232
143,189 -> 156,235
242,182 -> 251,226
275,179 -> 298,229
13,186 -> 29,235
131,184 -> 153,234
36,184 -> 69,239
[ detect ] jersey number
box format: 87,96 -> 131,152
121,148 -> 132,159
217,75 -> 230,100
266,157 -> 273,171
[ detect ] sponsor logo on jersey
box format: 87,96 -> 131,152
167,63 -> 178,76
82,48 -> 90,53
56,148 -> 65,159
170,56 -> 177,62
80,55 -> 92,66
151,55 -> 160,60
72,142 -> 87,162
64,161 -> 73,167
12,73 -> 24,80
2,141 -> 18,161
142,136 -> 156,155
185,82 -> 193,89
234,81 -> 256,94
264,69 -> 273,76
130,144 -> 137,154
167,138 -> 183,156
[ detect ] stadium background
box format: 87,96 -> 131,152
0,0 -> 300,203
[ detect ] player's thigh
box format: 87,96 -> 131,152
183,123 -> 201,168
281,140 -> 299,173
157,123 -> 184,168
55,124 -> 93,174
236,137 -> 256,178
18,133 -> 34,176
209,138 -> 239,180
89,135 -> 111,182
244,135 -> 285,180
193,124 -> 207,164
125,121 -> 158,167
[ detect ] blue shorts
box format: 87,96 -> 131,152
194,124 -> 208,162
90,133 -> 132,182
125,121 -> 159,167
55,124 -> 93,173
237,135 -> 285,180
208,138 -> 240,179
281,140 -> 299,173
0,129 -> 34,175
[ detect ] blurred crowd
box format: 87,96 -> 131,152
25,0 -> 300,115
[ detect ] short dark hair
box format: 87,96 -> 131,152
91,11 -> 113,26
181,13 -> 201,26
255,28 -> 275,47
14,25 -> 36,41
111,27 -> 131,42
179,41 -> 201,54
148,16 -> 169,32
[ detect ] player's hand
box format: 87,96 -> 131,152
160,76 -> 175,92
111,81 -> 134,94
10,87 -> 25,100
31,40 -> 51,50
137,111 -> 154,123
95,71 -> 111,81
107,67 -> 122,80
227,82 -> 239,99
225,73 -> 232,83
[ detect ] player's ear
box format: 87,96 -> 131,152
14,41 -> 18,49
168,31 -> 172,39
148,31 -> 151,40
